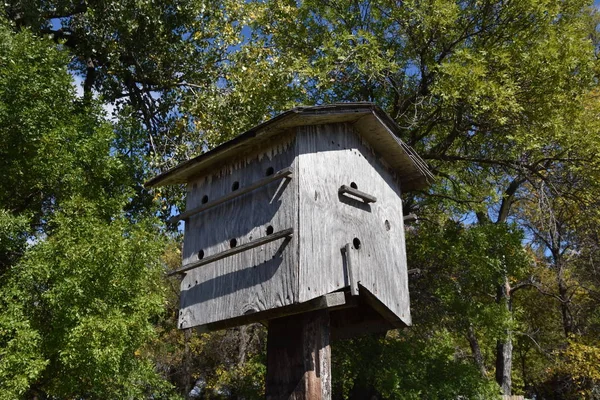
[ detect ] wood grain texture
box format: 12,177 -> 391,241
169,167 -> 293,223
178,133 -> 299,329
171,228 -> 293,276
196,292 -> 348,333
297,123 -> 411,326
266,310 -> 331,400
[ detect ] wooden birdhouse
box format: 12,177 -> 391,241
146,103 -> 433,337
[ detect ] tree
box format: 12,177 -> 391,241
0,18 -> 174,398
3,0 -> 252,170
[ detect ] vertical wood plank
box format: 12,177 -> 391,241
266,310 -> 331,400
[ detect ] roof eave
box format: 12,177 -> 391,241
145,103 -> 433,191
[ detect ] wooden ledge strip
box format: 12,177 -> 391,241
169,228 -> 294,276
170,167 -> 293,224
344,243 -> 359,296
338,184 -> 377,203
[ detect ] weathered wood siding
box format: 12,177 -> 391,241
297,123 -> 411,325
178,133 -> 299,329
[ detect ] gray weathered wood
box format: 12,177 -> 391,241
145,103 -> 433,191
403,213 -> 417,223
169,166 -> 293,223
197,292 -> 349,333
297,122 -> 411,326
169,228 -> 293,276
266,309 -> 331,400
343,243 -> 359,296
147,105 -> 433,333
178,134 -> 299,329
338,184 -> 377,203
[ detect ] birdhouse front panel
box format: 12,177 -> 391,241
178,133 -> 299,330
297,122 -> 411,326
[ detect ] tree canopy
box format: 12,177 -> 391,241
0,18 -> 174,399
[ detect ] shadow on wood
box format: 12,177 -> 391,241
179,237 -> 291,309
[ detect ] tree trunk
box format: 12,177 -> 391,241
182,328 -> 193,399
555,257 -> 574,337
467,325 -> 488,377
495,336 -> 513,395
83,57 -> 96,104
495,278 -> 513,395
558,279 -> 573,337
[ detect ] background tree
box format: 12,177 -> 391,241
0,18 -> 175,399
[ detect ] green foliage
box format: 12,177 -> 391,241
334,330 -> 500,400
0,202 -> 172,399
408,221 -> 530,338
0,17 -> 176,399
0,278 -> 47,400
212,352 -> 266,399
3,0 -> 259,171
0,17 -> 137,231
0,211 -> 28,274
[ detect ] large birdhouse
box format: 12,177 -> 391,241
146,103 -> 433,336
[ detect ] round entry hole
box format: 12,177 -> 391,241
198,249 -> 205,259
266,167 -> 274,176
385,220 -> 391,231
350,182 -> 358,189
230,238 -> 237,248
232,181 -> 240,191
266,225 -> 274,235
353,237 -> 361,250
201,195 -> 209,204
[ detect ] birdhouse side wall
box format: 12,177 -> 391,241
178,133 -> 299,330
297,123 -> 411,325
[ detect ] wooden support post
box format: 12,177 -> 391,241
266,310 -> 331,400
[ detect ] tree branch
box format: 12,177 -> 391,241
497,177 -> 526,224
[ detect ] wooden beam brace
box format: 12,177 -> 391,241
343,243 -> 359,296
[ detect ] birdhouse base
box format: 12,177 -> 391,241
194,285 -> 408,338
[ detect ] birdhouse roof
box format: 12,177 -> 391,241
145,103 -> 433,191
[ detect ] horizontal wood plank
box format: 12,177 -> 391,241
196,292 -> 350,333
